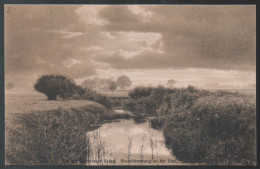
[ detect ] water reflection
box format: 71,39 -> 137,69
87,119 -> 182,165
133,117 -> 147,124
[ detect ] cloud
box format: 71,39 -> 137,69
75,5 -> 108,26
94,5 -> 255,71
5,5 -> 97,87
99,5 -> 140,24
5,5 -> 256,89
54,30 -> 84,39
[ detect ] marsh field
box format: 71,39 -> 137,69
4,4 -> 256,166
5,87 -> 256,166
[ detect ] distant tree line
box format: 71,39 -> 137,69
81,75 -> 132,91
34,74 -> 176,101
81,76 -> 177,91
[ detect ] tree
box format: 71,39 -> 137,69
116,75 -> 132,89
167,79 -> 176,88
81,78 -> 115,90
81,79 -> 96,90
105,78 -> 113,89
34,74 -> 79,100
109,81 -> 117,95
98,78 -> 109,89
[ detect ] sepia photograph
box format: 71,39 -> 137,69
4,4 -> 256,166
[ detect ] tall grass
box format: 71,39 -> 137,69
5,104 -> 108,165
164,90 -> 256,165
6,99 -> 131,165
86,132 -> 105,164
86,131 -> 117,165
125,86 -> 256,165
127,136 -> 133,164
139,135 -> 146,163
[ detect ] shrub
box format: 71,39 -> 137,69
133,117 -> 147,124
150,117 -> 165,130
124,85 -> 256,165
6,107 -> 102,165
95,94 -> 111,109
150,86 -> 166,107
122,99 -> 135,112
164,94 -> 172,110
74,89 -> 111,109
34,74 -> 80,100
164,93 -> 256,165
187,85 -> 198,93
173,91 -> 201,110
127,86 -> 167,115
126,86 -> 198,115
128,87 -> 153,100
134,97 -> 157,115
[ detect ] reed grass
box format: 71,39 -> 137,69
5,102 -> 123,165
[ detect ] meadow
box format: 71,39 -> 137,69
5,87 -> 256,165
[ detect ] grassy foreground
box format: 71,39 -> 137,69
5,98 -> 129,165
123,86 -> 256,165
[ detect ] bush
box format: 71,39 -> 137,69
34,74 -> 81,100
134,97 -> 157,115
122,99 -> 135,112
95,94 -> 111,109
127,86 -> 167,115
150,86 -> 166,107
73,89 -> 111,109
6,107 -> 102,165
187,85 -> 198,93
150,117 -> 165,130
128,87 -> 153,100
164,93 -> 256,165
126,86 -> 199,115
124,85 -> 256,165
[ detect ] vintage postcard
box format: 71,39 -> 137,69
4,4 -> 256,166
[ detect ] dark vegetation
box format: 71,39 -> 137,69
34,75 -> 82,100
124,85 -> 177,115
10,74 -> 256,165
72,88 -> 111,109
123,86 -> 256,165
6,74 -> 127,165
34,74 -> 111,109
6,104 -> 130,165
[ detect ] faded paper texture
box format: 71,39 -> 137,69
5,5 -> 256,166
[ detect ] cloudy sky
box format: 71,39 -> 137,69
5,5 -> 256,90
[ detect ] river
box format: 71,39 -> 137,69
86,116 -> 183,165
